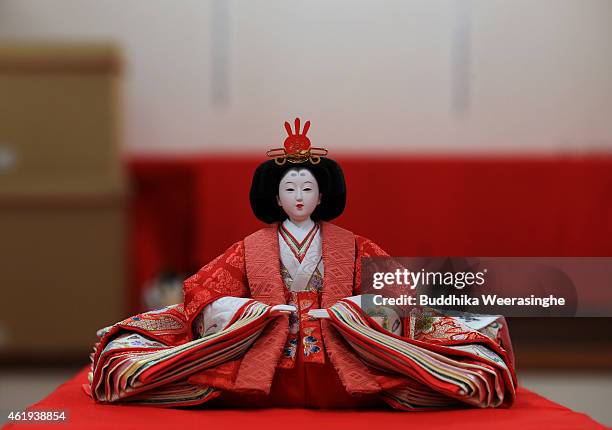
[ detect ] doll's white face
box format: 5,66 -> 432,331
277,168 -> 321,223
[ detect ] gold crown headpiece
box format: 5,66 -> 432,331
266,118 -> 328,165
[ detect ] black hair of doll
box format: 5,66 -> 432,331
249,157 -> 346,224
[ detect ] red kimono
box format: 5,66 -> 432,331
86,222 -> 517,410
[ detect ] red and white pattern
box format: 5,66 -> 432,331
87,300 -> 276,405
324,299 -> 516,409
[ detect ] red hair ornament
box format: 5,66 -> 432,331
266,118 -> 328,165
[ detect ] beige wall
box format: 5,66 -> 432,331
0,0 -> 610,155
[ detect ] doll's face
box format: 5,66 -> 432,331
277,168 -> 321,223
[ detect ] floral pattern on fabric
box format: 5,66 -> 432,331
298,293 -> 324,363
278,263 -> 325,367
102,333 -> 166,354
478,321 -> 502,341
302,332 -> 321,357
118,304 -> 187,340
283,338 -> 298,360
409,307 -> 508,348
123,314 -> 184,332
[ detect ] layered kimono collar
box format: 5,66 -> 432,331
240,221 -> 355,306
281,219 -> 315,242
279,219 -> 322,292
280,219 -> 319,263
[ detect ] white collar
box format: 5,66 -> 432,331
278,223 -> 323,291
281,218 -> 315,243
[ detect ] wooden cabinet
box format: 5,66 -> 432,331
0,42 -> 126,360
0,42 -> 123,196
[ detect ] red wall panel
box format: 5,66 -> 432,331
127,156 -> 612,311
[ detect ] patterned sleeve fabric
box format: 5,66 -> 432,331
183,240 -> 250,336
325,299 -> 517,410
353,235 -> 391,295
350,235 -> 517,410
85,241 -> 258,406
86,300 -> 278,406
353,235 -> 408,332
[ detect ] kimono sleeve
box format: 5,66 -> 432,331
183,240 -> 250,334
353,235 -> 406,335
354,235 -> 392,295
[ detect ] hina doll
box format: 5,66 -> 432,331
85,118 -> 517,410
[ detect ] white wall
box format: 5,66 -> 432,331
0,0 -> 611,155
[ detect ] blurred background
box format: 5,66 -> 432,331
0,0 -> 611,426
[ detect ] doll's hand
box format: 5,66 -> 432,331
307,309 -> 330,319
270,304 -> 297,316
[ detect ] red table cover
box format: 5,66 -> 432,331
3,368 -> 607,430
